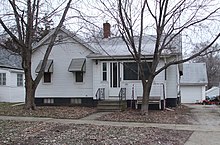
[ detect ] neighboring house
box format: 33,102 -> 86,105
0,63 -> 25,102
32,23 -> 183,109
180,63 -> 208,103
206,87 -> 220,98
0,48 -> 22,68
0,47 -> 24,103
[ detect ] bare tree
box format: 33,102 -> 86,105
87,0 -> 220,114
0,0 -> 72,110
192,43 -> 220,89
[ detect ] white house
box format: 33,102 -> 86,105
206,87 -> 219,98
0,63 -> 25,102
180,63 -> 208,103
32,23 -> 183,109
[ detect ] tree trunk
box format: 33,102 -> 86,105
23,48 -> 36,110
141,75 -> 154,115
24,67 -> 36,110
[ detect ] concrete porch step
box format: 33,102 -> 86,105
97,100 -> 127,112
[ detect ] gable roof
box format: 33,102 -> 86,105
0,63 -> 23,71
33,27 -> 98,53
88,34 -> 182,58
0,47 -> 22,69
180,63 -> 208,85
205,87 -> 219,97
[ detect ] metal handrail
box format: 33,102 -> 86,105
96,88 -> 105,100
119,88 -> 126,101
119,88 -> 126,111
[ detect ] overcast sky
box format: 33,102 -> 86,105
1,0 -> 220,53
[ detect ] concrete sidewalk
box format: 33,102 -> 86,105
1,111 -> 220,145
0,115 -> 220,132
184,131 -> 220,145
80,112 -> 112,120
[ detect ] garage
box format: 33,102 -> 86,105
181,85 -> 206,103
180,63 -> 208,103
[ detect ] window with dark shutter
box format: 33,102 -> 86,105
44,72 -> 51,83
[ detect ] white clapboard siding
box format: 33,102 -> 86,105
32,30 -> 180,101
180,63 -> 208,103
206,87 -> 220,98
0,68 -> 25,102
32,33 -> 94,98
92,59 -> 167,100
121,82 -> 164,100
166,64 -> 179,99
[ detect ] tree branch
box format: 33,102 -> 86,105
34,0 -> 72,88
155,33 -> 220,76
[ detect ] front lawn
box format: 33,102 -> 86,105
97,105 -> 194,124
0,102 -> 97,119
0,102 -> 195,124
0,120 -> 193,145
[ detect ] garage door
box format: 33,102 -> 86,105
181,86 -> 203,103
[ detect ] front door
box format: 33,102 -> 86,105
109,62 -> 121,97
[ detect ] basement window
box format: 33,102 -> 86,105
44,98 -> 54,104
71,98 -> 82,104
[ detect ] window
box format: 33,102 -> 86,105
0,73 -> 6,85
141,62 -> 151,80
44,72 -> 51,83
76,72 -> 83,82
124,62 -> 138,80
44,98 -> 54,104
102,62 -> 107,81
17,74 -> 23,86
123,62 -> 152,80
71,98 -> 82,104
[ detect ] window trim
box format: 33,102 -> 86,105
71,98 -> 82,104
123,61 -> 152,81
17,73 -> 23,87
75,71 -> 83,82
43,72 -> 52,83
44,98 -> 54,104
102,62 -> 107,81
123,62 -> 139,80
0,73 -> 6,86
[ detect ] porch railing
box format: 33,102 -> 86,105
119,88 -> 126,111
119,88 -> 126,101
96,88 -> 105,100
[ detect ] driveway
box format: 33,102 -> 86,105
186,104 -> 220,125
184,104 -> 220,145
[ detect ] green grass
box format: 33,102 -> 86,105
0,102 -> 22,108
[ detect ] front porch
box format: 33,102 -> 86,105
95,85 -> 165,111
